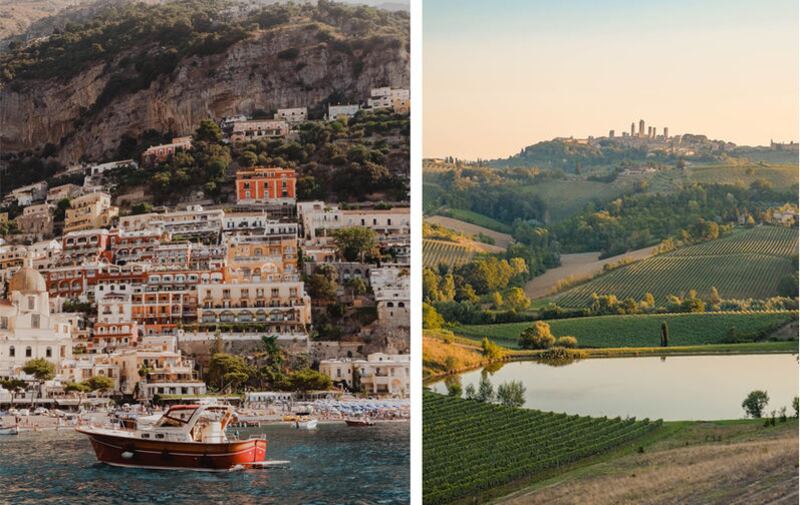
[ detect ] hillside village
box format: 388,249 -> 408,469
0,85 -> 411,409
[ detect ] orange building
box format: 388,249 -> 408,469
130,268 -> 224,325
235,167 -> 296,205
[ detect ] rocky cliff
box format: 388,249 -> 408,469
1,20 -> 408,163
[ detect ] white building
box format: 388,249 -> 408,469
29,240 -> 63,271
96,292 -> 133,324
150,205 -> 224,241
327,104 -> 360,121
230,120 -> 289,143
319,353 -> 409,397
370,267 -> 409,327
297,201 -> 410,239
90,160 -> 137,177
275,107 -> 307,123
341,208 -> 410,237
0,259 -> 73,379
223,211 -> 270,234
7,182 -> 48,206
366,87 -> 410,110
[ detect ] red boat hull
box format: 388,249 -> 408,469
77,428 -> 267,471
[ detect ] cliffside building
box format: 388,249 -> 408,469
64,192 -> 118,233
235,167 -> 297,206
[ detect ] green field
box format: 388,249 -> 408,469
554,226 -> 798,307
518,177 -> 638,222
424,239 -> 478,269
454,311 -> 798,349
437,208 -> 513,234
423,391 -> 661,505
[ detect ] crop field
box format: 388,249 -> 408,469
423,391 -> 661,504
553,226 -> 798,307
524,246 -> 656,299
644,162 -> 798,194
424,239 -> 478,269
686,163 -> 798,192
454,311 -> 797,349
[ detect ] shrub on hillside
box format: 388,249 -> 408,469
555,336 -> 578,348
519,321 -> 556,349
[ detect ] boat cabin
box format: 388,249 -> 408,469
135,404 -> 235,443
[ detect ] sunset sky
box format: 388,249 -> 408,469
423,0 -> 799,159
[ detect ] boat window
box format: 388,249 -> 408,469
155,434 -> 165,439
157,407 -> 197,427
141,433 -> 150,438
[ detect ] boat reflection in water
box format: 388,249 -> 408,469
76,404 -> 267,471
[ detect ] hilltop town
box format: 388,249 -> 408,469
0,85 -> 411,411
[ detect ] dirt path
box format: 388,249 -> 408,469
426,215 -> 514,249
525,245 -> 657,299
497,424 -> 798,505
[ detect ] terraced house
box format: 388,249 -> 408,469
196,270 -> 311,337
63,192 -> 119,233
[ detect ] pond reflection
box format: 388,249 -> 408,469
431,354 -> 799,421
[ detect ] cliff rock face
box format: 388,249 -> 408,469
1,24 -> 408,163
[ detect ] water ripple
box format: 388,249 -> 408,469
0,423 -> 410,505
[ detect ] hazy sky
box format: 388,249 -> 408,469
423,0 -> 799,159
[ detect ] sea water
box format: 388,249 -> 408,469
0,422 -> 409,504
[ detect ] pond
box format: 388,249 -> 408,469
430,354 -> 799,421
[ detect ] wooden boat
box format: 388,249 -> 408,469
345,417 -> 375,427
0,426 -> 19,435
76,404 -> 267,471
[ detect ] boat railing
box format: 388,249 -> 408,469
247,434 -> 267,441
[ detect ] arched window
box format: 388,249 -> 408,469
9,346 -> 15,357
46,347 -> 52,358
25,346 -> 32,357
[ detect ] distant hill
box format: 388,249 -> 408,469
0,0 -> 102,40
486,135 -> 744,172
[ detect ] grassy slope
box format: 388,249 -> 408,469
454,311 -> 798,349
518,177 -> 638,222
495,419 -> 799,505
423,333 -> 488,378
435,208 -> 513,234
554,226 -> 798,307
